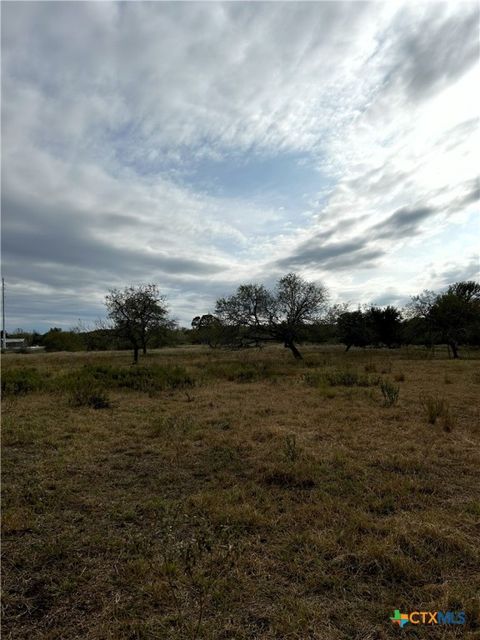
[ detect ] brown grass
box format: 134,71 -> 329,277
2,345 -> 480,639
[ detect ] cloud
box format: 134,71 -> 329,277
371,206 -> 436,240
1,2 -> 478,329
431,256 -> 480,289
276,235 -> 384,271
381,4 -> 479,102
370,288 -> 410,308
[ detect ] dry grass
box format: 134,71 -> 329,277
2,345 -> 480,639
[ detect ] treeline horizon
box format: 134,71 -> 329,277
5,274 -> 480,360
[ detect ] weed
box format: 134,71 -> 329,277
327,370 -> 359,386
263,466 -> 315,490
325,369 -> 379,387
423,396 -> 446,424
213,419 -> 231,431
283,434 -> 299,463
442,405 -> 456,432
380,380 -> 399,406
161,518 -> 238,639
150,414 -> 195,437
305,369 -> 380,388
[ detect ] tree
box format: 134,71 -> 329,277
366,305 -> 402,348
191,314 -> 226,348
337,310 -> 371,351
42,328 -> 84,352
406,281 -> 480,358
429,281 -> 480,358
215,273 -> 328,359
105,284 -> 169,363
405,289 -> 438,348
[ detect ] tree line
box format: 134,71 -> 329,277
8,275 -> 480,361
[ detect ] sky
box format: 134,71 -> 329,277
1,1 -> 479,331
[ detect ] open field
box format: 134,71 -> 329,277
2,345 -> 480,639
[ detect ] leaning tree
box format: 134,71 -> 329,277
215,273 -> 328,359
105,284 -> 169,363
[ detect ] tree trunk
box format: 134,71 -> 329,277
133,345 -> 139,364
285,339 -> 302,360
345,344 -> 352,352
449,340 -> 459,359
142,344 -> 147,355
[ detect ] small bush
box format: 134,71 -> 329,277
1,368 -> 44,396
364,362 -> 377,373
394,372 -> 405,382
380,380 -> 399,406
68,381 -> 111,409
424,396 -> 445,424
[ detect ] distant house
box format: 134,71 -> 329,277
4,338 -> 26,350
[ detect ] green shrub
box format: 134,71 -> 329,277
380,380 -> 399,406
42,329 -> 84,352
1,368 -> 44,396
305,369 -> 380,388
64,364 -> 195,394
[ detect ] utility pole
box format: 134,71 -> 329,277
2,277 -> 6,350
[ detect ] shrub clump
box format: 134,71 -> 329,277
204,361 -> 273,383
380,380 -> 400,406
62,369 -> 110,409
69,383 -> 111,409
423,396 -> 445,424
1,367 -> 45,396
306,369 -> 380,388
66,364 -> 195,394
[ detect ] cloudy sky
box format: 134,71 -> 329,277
2,1 -> 479,331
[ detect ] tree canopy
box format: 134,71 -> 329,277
105,284 -> 169,363
215,273 -> 328,359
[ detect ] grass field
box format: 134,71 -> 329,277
2,345 -> 480,639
